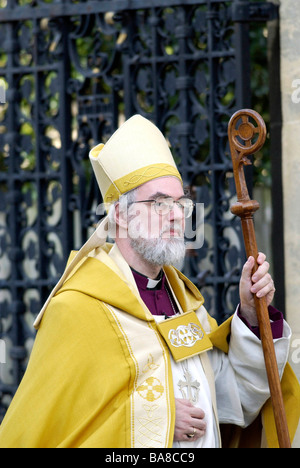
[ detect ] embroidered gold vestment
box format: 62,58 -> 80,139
0,244 -> 299,448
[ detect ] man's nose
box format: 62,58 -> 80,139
168,203 -> 184,221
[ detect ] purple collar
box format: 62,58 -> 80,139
131,268 -> 166,291
131,268 -> 176,317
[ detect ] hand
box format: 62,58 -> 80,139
174,398 -> 206,442
239,252 -> 276,327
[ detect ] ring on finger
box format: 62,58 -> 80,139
186,427 -> 196,439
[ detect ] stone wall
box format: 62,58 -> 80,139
279,0 -> 300,448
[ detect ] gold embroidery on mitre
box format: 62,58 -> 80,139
123,165 -> 180,188
103,163 -> 182,204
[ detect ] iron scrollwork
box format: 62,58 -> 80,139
0,0 -> 247,418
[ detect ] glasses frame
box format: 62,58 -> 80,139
128,197 -> 195,218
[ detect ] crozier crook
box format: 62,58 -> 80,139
228,109 -> 291,448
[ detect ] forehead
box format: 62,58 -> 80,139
136,177 -> 184,199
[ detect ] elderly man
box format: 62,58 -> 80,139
0,115 -> 299,448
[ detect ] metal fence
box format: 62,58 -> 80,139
0,0 -> 279,419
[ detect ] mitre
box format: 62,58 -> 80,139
89,115 -> 182,207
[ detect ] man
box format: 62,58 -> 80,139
0,115 -> 299,448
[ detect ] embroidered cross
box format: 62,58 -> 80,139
178,368 -> 200,404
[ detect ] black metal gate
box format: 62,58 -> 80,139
0,0 -> 279,419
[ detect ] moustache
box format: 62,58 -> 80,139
160,223 -> 185,238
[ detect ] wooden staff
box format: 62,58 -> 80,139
228,109 -> 291,448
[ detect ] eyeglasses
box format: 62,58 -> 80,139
129,197 -> 195,218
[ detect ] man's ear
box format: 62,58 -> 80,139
114,202 -> 129,230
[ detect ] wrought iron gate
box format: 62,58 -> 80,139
0,0 -> 278,419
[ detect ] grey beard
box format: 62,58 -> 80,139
130,236 -> 186,267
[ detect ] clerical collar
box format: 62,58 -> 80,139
131,268 -> 164,290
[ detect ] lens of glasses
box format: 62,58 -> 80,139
154,197 -> 194,217
179,199 -> 194,217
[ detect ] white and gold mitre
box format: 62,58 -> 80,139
89,115 -> 182,206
